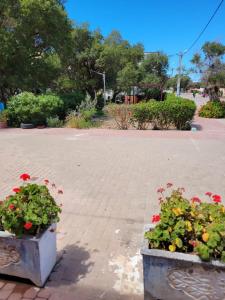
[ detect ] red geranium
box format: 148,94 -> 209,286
9,204 -> 15,210
167,183 -> 173,188
44,179 -> 49,185
212,194 -> 222,203
205,192 -> 212,197
152,214 -> 160,223
157,187 -> 165,193
191,197 -> 201,203
20,173 -> 30,181
58,189 -> 63,194
24,222 -> 33,230
13,187 -> 21,193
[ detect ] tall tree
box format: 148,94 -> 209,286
0,0 -> 72,101
191,42 -> 225,101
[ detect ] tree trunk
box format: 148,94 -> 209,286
208,86 -> 220,101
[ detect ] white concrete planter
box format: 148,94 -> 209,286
141,224 -> 225,300
0,224 -> 56,287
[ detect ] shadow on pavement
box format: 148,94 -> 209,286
47,242 -> 94,287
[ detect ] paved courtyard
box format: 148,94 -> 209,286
0,116 -> 225,300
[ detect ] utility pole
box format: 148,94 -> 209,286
176,52 -> 183,96
91,70 -> 106,105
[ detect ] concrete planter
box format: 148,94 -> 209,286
0,224 -> 56,287
141,224 -> 225,300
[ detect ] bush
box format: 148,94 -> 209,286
130,97 -> 196,130
7,92 -> 63,126
145,186 -> 225,262
47,116 -> 64,128
0,174 -> 62,237
199,101 -> 225,118
106,104 -> 132,129
59,91 -> 85,117
0,110 -> 8,122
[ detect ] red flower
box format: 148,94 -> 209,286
44,179 -> 49,185
24,222 -> 33,230
189,240 -> 198,247
58,189 -> 63,194
205,192 -> 212,197
167,183 -> 173,188
20,173 -> 30,181
152,214 -> 160,223
9,204 -> 15,210
157,187 -> 165,193
13,187 -> 21,193
212,194 -> 222,203
191,197 -> 201,203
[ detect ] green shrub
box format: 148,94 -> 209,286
65,110 -> 98,129
199,101 -> 225,118
131,102 -> 153,129
106,104 -> 132,129
59,91 -> 85,117
131,97 -> 196,130
47,116 -> 64,128
145,186 -> 225,262
0,110 -> 8,122
8,92 -> 63,126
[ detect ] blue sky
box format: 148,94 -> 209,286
65,0 -> 225,81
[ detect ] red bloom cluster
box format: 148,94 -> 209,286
212,194 -> 221,203
167,183 -> 173,188
9,204 -> 15,210
13,187 -> 21,193
157,187 -> 165,193
24,222 -> 33,230
205,192 -> 212,197
191,197 -> 201,204
20,173 -> 30,181
152,214 -> 160,223
44,179 -> 49,185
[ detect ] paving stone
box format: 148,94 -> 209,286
8,293 -> 22,300
37,289 -> 51,299
23,287 -> 40,299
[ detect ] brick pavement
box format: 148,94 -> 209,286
0,117 -> 225,299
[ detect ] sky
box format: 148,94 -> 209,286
65,0 -> 225,81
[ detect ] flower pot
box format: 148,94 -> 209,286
141,224 -> 225,300
20,123 -> 34,129
0,224 -> 56,287
0,121 -> 7,129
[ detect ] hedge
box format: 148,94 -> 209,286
199,101 -> 225,118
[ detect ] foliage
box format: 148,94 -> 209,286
145,186 -> 225,262
0,0 -> 72,101
7,92 -> 63,126
0,174 -> 62,237
199,101 -> 225,118
106,104 -> 132,129
191,42 -> 225,101
117,63 -> 140,93
59,91 -> 85,117
130,96 -> 196,130
0,110 -> 8,122
166,75 -> 192,91
47,116 -> 64,127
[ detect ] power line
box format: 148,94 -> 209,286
186,0 -> 224,54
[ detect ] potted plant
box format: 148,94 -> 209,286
141,184 -> 225,300
0,174 -> 63,287
0,110 -> 8,128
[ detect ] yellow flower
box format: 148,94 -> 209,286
185,220 -> 192,232
202,232 -> 209,242
172,207 -> 182,216
169,244 -> 176,252
190,211 -> 195,217
221,206 -> 225,213
209,215 -> 213,222
16,208 -> 20,212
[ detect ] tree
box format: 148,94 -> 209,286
167,75 -> 192,92
191,42 -> 225,101
0,0 -> 72,102
117,63 -> 140,93
139,52 -> 169,100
